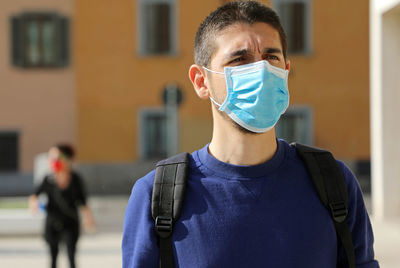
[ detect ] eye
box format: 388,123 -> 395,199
230,57 -> 244,64
265,55 -> 279,61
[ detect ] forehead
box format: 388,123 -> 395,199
210,22 -> 282,65
48,147 -> 61,158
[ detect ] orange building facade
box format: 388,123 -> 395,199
0,0 -> 370,178
75,0 -> 370,164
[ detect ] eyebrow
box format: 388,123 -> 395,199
224,47 -> 283,62
264,47 -> 282,54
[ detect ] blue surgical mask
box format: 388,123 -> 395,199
203,60 -> 289,133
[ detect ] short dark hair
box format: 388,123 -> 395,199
194,1 -> 287,67
55,143 -> 75,159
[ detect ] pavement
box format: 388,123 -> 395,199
0,232 -> 122,268
370,218 -> 400,267
0,196 -> 127,268
0,196 -> 399,267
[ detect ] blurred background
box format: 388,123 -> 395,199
0,0 -> 399,267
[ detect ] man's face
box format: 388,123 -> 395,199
206,22 -> 288,105
48,147 -> 69,173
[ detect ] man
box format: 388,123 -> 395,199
122,1 -> 379,267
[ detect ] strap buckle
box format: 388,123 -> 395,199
329,201 -> 348,223
155,216 -> 173,238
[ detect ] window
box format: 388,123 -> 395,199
274,0 -> 312,54
275,106 -> 313,145
11,13 -> 69,68
0,132 -> 19,172
138,108 -> 168,159
138,0 -> 177,55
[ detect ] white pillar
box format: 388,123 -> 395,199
370,0 -> 400,219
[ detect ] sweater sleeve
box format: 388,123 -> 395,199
122,171 -> 159,268
336,161 -> 380,268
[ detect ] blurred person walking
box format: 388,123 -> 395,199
29,144 -> 95,268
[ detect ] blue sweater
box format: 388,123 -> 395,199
122,140 -> 379,268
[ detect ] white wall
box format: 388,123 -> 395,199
370,0 -> 400,219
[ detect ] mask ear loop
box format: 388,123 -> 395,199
209,96 -> 222,107
202,66 -> 225,108
202,66 -> 224,75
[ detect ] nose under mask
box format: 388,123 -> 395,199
203,60 -> 289,133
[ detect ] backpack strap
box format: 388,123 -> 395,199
151,152 -> 190,268
293,143 -> 355,268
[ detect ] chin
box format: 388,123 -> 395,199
218,109 -> 261,135
233,122 -> 263,135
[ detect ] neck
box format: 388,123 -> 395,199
208,109 -> 278,166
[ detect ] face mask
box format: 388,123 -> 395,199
203,60 -> 289,133
50,160 -> 64,173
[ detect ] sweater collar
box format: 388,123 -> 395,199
194,139 -> 287,179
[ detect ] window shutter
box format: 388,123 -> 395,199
288,2 -> 305,53
11,16 -> 24,67
144,3 -> 171,54
139,0 -> 175,56
145,113 -> 167,159
153,3 -> 171,54
58,17 -> 69,66
276,0 -> 309,54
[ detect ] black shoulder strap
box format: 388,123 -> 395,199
293,143 -> 355,268
151,152 -> 190,268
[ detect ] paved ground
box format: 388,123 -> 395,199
0,196 -> 127,268
371,218 -> 400,267
0,196 -> 399,267
0,232 -> 122,268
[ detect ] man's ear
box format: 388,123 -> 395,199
188,64 -> 210,100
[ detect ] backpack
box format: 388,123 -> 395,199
151,143 -> 355,268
